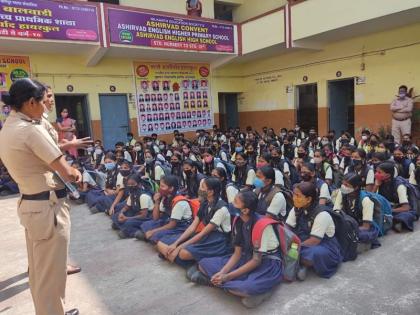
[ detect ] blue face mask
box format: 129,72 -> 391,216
104,162 -> 116,171
235,146 -> 243,153
253,177 -> 265,188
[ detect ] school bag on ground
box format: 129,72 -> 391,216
172,196 -> 203,232
359,190 -> 393,236
395,176 -> 420,219
251,218 -> 302,282
315,205 -> 359,262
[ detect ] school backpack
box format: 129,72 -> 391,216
172,196 -> 203,232
214,157 -> 235,179
140,177 -> 160,194
359,190 -> 393,236
314,205 -> 359,262
395,176 -> 420,219
256,185 -> 294,219
155,160 -> 172,177
252,218 -> 302,282
280,158 -> 300,188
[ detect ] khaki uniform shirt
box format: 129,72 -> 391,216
390,97 -> 413,120
0,111 -> 63,194
42,113 -> 59,144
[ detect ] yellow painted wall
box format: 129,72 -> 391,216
216,22 -> 420,112
292,0 -> 420,41
241,10 -> 285,55
120,0 -> 215,19
232,0 -> 286,22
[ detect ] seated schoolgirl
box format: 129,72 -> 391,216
211,167 -> 228,202
95,160 -> 132,215
182,159 -> 206,199
393,146 -> 415,179
344,148 -> 375,192
135,175 -> 193,243
254,165 -> 287,220
111,174 -> 154,239
156,177 -> 232,268
86,153 -> 118,210
258,152 -> 284,187
0,161 -> 19,196
409,155 -> 420,185
226,152 -> 256,202
299,162 -> 331,205
202,148 -> 226,176
286,182 -> 343,279
374,162 -> 417,232
313,149 -> 333,187
197,191 -> 282,308
334,173 -> 380,252
144,149 -> 165,184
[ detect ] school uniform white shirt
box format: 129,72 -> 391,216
219,151 -> 228,162
210,206 -> 231,233
124,151 -> 132,163
226,185 -> 239,204
82,170 -> 97,187
274,169 -> 285,186
395,185 -> 409,205
409,170 -> 417,185
116,173 -> 125,189
257,225 -> 280,253
231,168 -> 256,185
256,190 -> 287,217
154,165 -> 165,181
333,191 -> 374,222
160,200 -> 192,221
286,208 -> 335,238
319,182 -> 331,201
126,193 -> 154,211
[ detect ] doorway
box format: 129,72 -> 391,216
99,94 -> 130,150
218,93 -> 239,131
296,83 -> 318,132
55,94 -> 91,138
328,79 -> 355,135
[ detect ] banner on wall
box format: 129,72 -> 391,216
134,62 -> 213,136
109,7 -> 235,53
0,55 -> 30,92
0,0 -> 99,42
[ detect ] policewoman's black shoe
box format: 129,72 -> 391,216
65,309 -> 79,315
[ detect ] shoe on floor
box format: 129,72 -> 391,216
357,242 -> 371,254
134,230 -> 146,241
118,230 -> 128,239
67,265 -> 82,275
186,264 -> 199,281
65,309 -> 79,315
393,222 -> 403,233
297,266 -> 307,281
190,271 -> 210,286
90,207 -> 99,214
241,291 -> 273,308
111,222 -> 119,230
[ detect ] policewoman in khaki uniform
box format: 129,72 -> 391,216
0,79 -> 81,315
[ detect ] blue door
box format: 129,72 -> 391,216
328,79 -> 355,135
99,95 -> 129,150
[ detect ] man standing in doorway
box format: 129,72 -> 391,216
390,85 -> 413,144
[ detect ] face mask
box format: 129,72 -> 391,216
159,188 -> 170,196
134,146 -> 142,152
394,156 -> 404,162
297,152 -> 306,158
159,145 -> 165,150
127,185 -> 138,193
95,149 -> 103,155
184,169 -> 192,177
374,172 -> 390,182
340,139 -> 349,144
313,157 -> 322,164
146,142 -> 152,146
301,173 -> 312,182
376,148 -> 386,153
281,132 -> 287,137
253,177 -> 265,189
402,140 -> 410,145
198,190 -> 208,200
361,135 -> 368,141
293,195 -> 309,209
256,162 -> 266,169
145,157 -> 154,164
66,160 -> 73,166
120,170 -> 131,177
235,147 -> 243,153
351,159 -> 362,167
61,113 -> 68,118
127,136 -> 133,141
204,156 -> 213,164
399,93 -> 406,99
321,140 -> 329,146
105,162 -> 116,171
340,185 -> 355,195
236,160 -> 246,168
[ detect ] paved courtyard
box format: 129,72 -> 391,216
1,195 -> 420,315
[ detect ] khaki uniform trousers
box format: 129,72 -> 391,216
392,118 -> 411,144
18,193 -> 70,315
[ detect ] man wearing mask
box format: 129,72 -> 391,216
390,85 -> 413,144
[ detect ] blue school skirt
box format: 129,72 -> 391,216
95,195 -> 116,212
393,209 -> 417,231
300,237 -> 343,279
85,188 -> 104,208
111,206 -> 139,228
199,254 -> 282,296
140,217 -> 172,243
117,213 -> 153,238
359,225 -> 380,248
155,221 -> 191,245
182,231 -> 232,262
0,180 -> 19,194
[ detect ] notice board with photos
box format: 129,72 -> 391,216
134,61 -> 213,136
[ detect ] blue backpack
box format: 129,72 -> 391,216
395,176 -> 420,219
359,190 -> 393,236
214,157 -> 235,179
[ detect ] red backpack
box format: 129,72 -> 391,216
172,196 -> 204,233
252,217 -> 302,282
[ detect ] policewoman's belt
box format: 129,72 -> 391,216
21,188 -> 67,201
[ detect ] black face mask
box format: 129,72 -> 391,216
127,186 -> 138,193
351,159 -> 362,167
120,170 -> 131,177
402,140 -> 411,145
297,152 -> 306,158
171,161 -> 180,166
184,170 -> 193,177
301,173 -> 311,182
394,156 -> 404,163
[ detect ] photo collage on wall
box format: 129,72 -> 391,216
134,62 -> 213,136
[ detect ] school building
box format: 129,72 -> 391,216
1,0 -> 420,148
